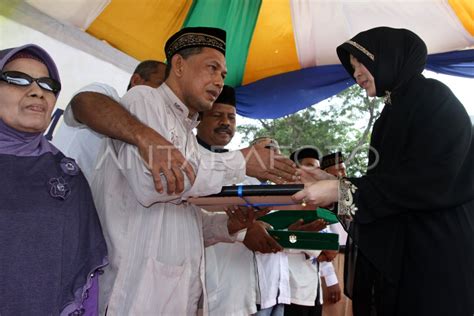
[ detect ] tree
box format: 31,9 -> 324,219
238,85 -> 383,176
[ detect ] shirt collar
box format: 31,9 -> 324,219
161,83 -> 200,130
196,135 -> 229,153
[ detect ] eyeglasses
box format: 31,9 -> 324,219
0,71 -> 61,94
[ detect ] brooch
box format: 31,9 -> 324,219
60,157 -> 80,176
49,177 -> 71,200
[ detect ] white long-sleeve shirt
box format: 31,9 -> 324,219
287,222 -> 343,305
287,252 -> 321,306
242,177 -> 291,309
319,261 -> 338,286
205,173 -> 291,313
200,145 -> 258,316
92,84 -> 246,315
205,238 -> 258,316
319,224 -> 342,287
52,82 -> 119,183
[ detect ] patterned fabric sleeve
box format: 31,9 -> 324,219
337,178 -> 358,217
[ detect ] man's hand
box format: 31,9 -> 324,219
240,146 -> 297,184
317,250 -> 339,262
225,206 -> 270,234
243,221 -> 284,253
288,218 -> 327,232
324,283 -> 342,304
135,126 -> 196,194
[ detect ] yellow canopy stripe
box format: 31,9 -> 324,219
87,0 -> 193,62
242,0 -> 300,85
449,0 -> 474,36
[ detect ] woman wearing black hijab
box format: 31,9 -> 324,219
293,27 -> 474,316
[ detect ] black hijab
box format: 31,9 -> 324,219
337,27 -> 427,100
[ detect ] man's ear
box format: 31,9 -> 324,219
172,54 -> 184,77
129,73 -> 144,88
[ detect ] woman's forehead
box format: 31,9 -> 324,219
3,58 -> 49,76
349,54 -> 359,63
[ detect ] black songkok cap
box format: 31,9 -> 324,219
165,26 -> 226,61
215,85 -> 235,107
289,146 -> 321,163
321,152 -> 345,170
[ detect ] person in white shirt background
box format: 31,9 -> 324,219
249,138 -> 330,316
319,152 -> 351,316
285,147 -> 337,316
196,87 -> 330,316
196,85 -> 284,316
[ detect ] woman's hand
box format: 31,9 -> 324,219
292,180 -> 339,208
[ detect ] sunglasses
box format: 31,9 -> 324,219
0,71 -> 61,94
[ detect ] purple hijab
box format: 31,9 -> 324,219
0,44 -> 60,156
0,119 -> 58,156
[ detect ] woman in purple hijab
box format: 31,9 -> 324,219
0,44 -> 107,315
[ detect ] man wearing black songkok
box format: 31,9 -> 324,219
197,85 -> 236,153
94,26 -> 297,315
293,27 -> 474,316
320,152 -> 346,178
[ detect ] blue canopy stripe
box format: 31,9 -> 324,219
236,49 -> 474,119
426,49 -> 474,78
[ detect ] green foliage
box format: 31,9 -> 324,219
237,84 -> 384,177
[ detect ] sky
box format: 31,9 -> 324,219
1,16 -> 473,150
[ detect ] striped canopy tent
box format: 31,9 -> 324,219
4,0 -> 474,118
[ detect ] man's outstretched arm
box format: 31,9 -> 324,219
70,91 -> 195,194
240,146 -> 298,184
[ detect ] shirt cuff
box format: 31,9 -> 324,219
62,103 -> 84,128
235,230 -> 247,242
337,178 -> 358,216
202,212 -> 236,247
320,261 -> 335,276
320,261 -> 338,286
323,273 -> 339,286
